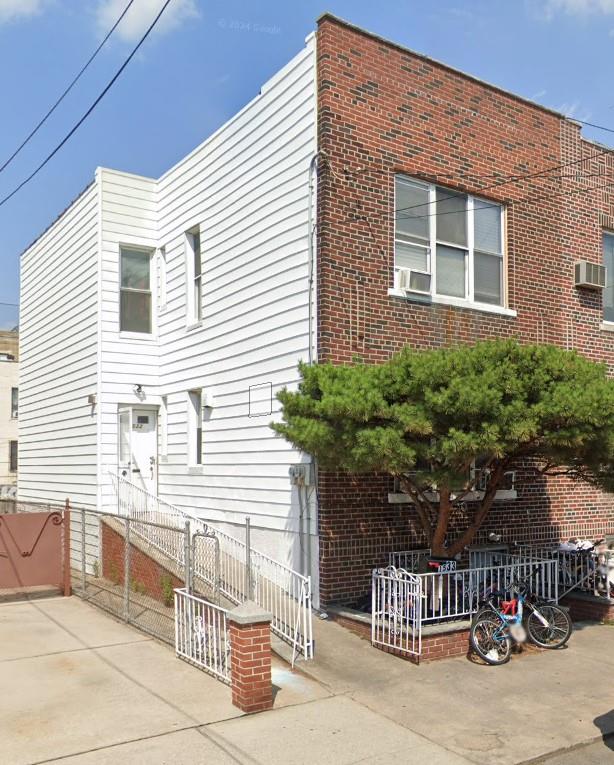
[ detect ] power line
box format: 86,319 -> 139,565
396,177 -> 614,222
0,0 -> 172,210
395,143 -> 614,216
573,118 -> 614,136
0,0 -> 136,176
0,301 -> 18,308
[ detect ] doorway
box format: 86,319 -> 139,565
118,406 -> 158,494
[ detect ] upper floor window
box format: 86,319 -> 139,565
186,228 -> 202,325
120,247 -> 152,334
394,177 -> 505,307
603,232 -> 614,323
10,387 -> 17,419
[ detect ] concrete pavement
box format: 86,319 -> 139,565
0,597 -> 471,765
299,615 -> 614,765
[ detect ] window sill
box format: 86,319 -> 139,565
187,466 -> 204,474
387,288 -> 517,318
118,331 -> 157,342
600,321 -> 614,333
185,321 -> 203,333
388,489 -> 517,504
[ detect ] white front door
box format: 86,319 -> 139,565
118,406 -> 158,494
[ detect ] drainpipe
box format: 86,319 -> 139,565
307,153 -> 321,366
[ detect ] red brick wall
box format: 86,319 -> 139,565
101,521 -> 183,605
315,16 -> 614,604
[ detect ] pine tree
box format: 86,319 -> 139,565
273,340 -> 614,557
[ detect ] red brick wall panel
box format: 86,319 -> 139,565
315,17 -> 614,605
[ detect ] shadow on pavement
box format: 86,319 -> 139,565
594,710 -> 614,751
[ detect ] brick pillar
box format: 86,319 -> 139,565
228,601 -> 273,713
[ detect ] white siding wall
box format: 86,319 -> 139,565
153,39 -> 317,584
97,167 -> 159,512
19,184 -> 99,507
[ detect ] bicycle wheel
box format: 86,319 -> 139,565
525,604 -> 572,649
470,615 -> 512,665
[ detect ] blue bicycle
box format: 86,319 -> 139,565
470,571 -> 573,666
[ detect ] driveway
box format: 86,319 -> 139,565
0,596 -> 468,765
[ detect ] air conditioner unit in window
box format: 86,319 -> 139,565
398,267 -> 431,295
575,261 -> 606,289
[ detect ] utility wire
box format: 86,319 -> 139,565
0,0 -> 172,210
0,301 -> 18,307
0,0 -> 136,176
395,144 -> 614,216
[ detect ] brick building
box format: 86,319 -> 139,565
20,13 -> 614,613
315,15 -> 614,604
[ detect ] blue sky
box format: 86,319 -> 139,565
1,0 -> 614,328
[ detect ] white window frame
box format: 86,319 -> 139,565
185,228 -> 202,328
118,244 -> 156,338
187,389 -> 202,467
391,176 -> 512,316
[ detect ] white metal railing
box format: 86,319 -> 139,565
372,566 -> 422,657
419,558 -> 558,624
174,588 -> 230,683
110,475 -> 314,662
388,548 -> 430,571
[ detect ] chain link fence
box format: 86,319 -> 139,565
70,508 -> 198,646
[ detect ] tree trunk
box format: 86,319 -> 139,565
431,486 -> 451,557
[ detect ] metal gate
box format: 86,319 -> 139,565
0,508 -> 70,595
174,587 -> 231,683
372,566 -> 422,657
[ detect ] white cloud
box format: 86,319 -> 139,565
95,0 -> 199,43
0,0 -> 47,24
544,0 -> 614,16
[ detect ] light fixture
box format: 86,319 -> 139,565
133,384 -> 143,395
87,393 -> 96,405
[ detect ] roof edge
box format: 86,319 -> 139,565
316,13 -> 575,124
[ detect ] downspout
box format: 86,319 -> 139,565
307,152 -> 320,366
303,152 -> 320,578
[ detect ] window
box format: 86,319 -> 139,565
9,441 -> 17,472
186,228 -> 202,324
10,387 -> 17,419
394,177 -> 504,306
603,232 -> 614,323
188,389 -> 202,465
120,247 -> 152,333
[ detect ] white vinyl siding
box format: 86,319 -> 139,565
19,183 -> 99,507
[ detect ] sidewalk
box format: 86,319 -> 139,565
296,615 -> 614,764
0,597 -> 470,765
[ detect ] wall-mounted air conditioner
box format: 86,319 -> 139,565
398,267 -> 431,295
575,261 -> 606,289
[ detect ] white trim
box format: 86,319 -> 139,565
388,489 -> 518,504
118,331 -> 158,342
600,321 -> 614,333
387,288 -> 517,317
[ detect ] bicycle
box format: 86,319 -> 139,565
470,569 -> 573,665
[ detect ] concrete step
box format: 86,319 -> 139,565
0,585 -> 62,603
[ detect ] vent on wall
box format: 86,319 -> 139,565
575,261 -> 606,289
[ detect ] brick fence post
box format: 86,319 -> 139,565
228,601 -> 273,713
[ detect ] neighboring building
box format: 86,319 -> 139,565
0,329 -> 18,496
18,15 -> 614,606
